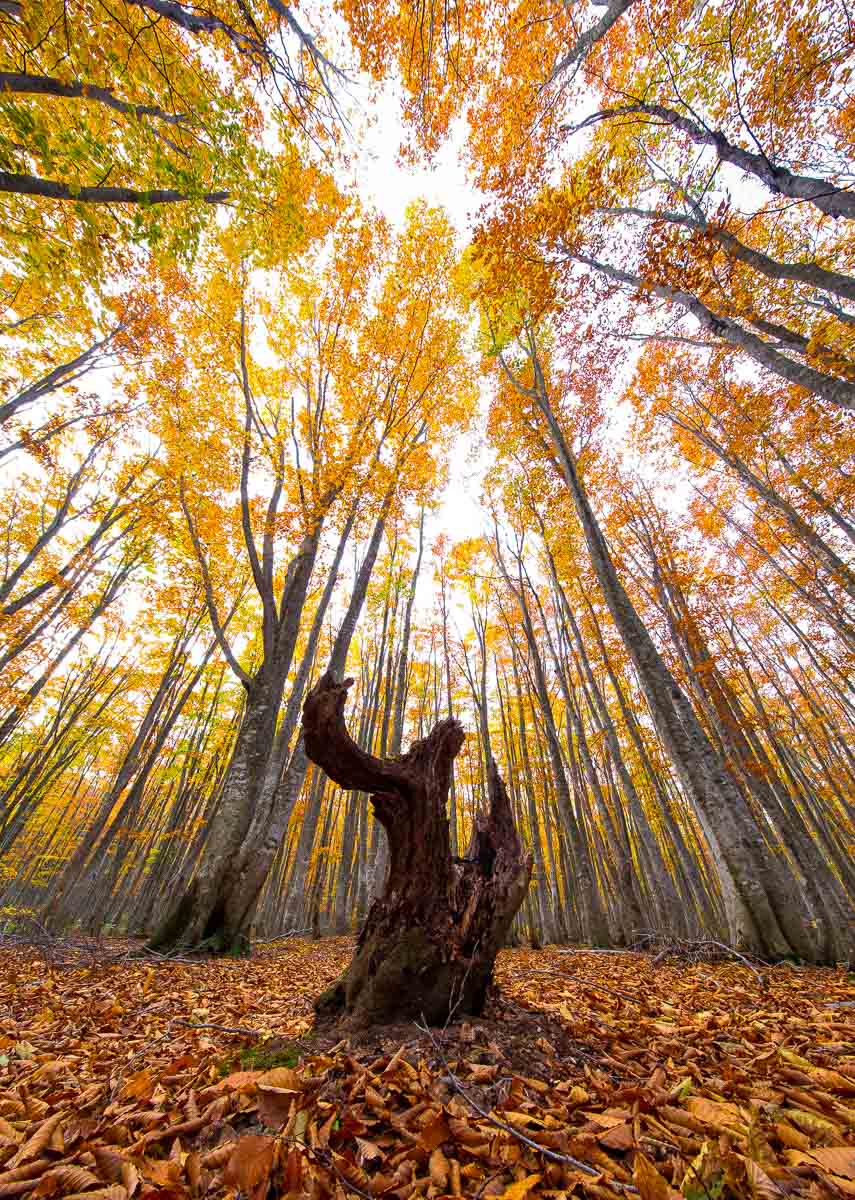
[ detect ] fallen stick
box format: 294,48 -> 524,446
416,1019 -> 639,1196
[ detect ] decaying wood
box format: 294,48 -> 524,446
302,671 -> 533,1025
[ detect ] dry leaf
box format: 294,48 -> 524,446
597,1122 -> 635,1150
257,1067 -> 301,1093
354,1137 -> 382,1166
8,1115 -> 63,1168
745,1159 -> 784,1198
787,1147 -> 855,1180
63,1190 -> 127,1200
496,1172 -> 541,1200
634,1151 -> 679,1200
429,1148 -> 450,1188
33,1165 -> 101,1196
223,1134 -> 275,1200
119,1072 -> 154,1103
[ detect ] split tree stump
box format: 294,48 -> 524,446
302,672 -> 533,1025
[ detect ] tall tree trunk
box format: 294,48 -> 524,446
495,550 -> 610,944
148,532 -> 319,953
509,332 -> 826,960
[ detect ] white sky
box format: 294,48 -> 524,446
347,87 -> 491,549
349,88 -> 483,234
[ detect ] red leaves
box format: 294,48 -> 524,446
223,1135 -> 275,1200
0,940 -> 853,1200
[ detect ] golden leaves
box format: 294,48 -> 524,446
1,940 -> 854,1200
496,1171 -> 541,1199
634,1151 -> 680,1200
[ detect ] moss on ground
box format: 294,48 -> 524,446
216,1038 -> 307,1076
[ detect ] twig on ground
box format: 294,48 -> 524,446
416,1018 -> 639,1195
138,946 -> 206,964
251,928 -> 311,945
0,916 -> 131,968
173,1020 -> 265,1037
558,948 -> 645,956
109,1022 -> 179,1098
633,930 -> 768,987
475,1167 -> 507,1198
108,1014 -> 263,1098
700,939 -> 768,988
528,968 -> 645,1005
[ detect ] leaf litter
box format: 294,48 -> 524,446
0,939 -> 853,1200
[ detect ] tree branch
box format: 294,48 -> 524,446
301,672 -> 409,794
178,482 -> 252,688
572,250 -> 855,410
0,71 -> 192,126
578,102 -> 855,220
0,171 -> 228,205
549,0 -> 638,85
598,205 -> 855,301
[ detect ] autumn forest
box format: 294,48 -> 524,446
0,0 -> 853,1196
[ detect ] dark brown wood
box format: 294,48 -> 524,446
302,672 -> 532,1025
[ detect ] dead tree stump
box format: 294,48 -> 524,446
302,672 -> 533,1026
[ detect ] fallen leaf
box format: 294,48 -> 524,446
496,1172 -> 541,1200
8,1115 -> 63,1168
786,1147 -> 855,1180
223,1133 -> 275,1200
429,1147 -> 450,1188
634,1151 -> 679,1200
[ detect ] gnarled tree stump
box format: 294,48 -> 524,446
302,672 -> 533,1026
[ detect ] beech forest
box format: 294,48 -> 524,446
0,2 -> 853,1198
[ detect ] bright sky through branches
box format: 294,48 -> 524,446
349,86 -> 489,548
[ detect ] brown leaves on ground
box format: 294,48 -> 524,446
0,939 -> 853,1200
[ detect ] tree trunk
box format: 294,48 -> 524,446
302,673 -> 533,1026
511,334 -> 826,959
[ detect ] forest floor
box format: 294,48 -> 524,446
0,937 -> 853,1200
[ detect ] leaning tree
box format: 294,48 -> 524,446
302,672 -> 533,1025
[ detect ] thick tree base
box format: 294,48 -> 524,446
315,924 -> 496,1027
146,885 -> 251,958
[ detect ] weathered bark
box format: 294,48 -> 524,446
213,507 -> 358,941
302,672 -> 532,1025
147,529 -> 320,954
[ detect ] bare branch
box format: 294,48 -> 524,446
0,71 -> 193,126
0,171 -> 229,205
